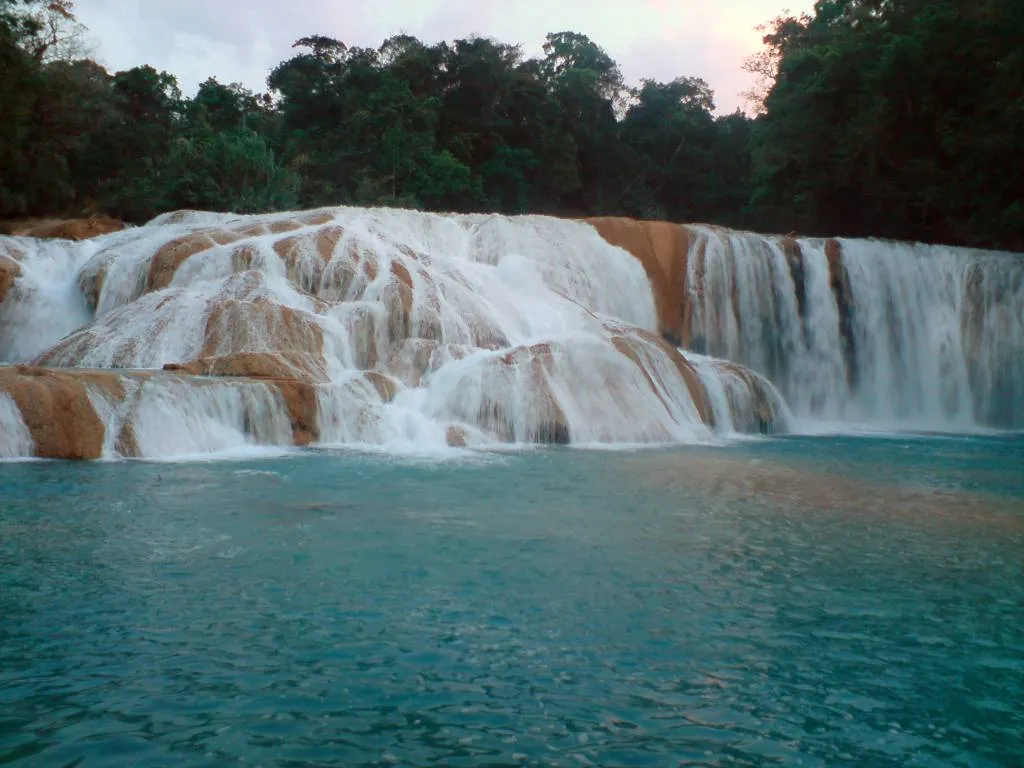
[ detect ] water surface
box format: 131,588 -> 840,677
2,436 -> 1023,766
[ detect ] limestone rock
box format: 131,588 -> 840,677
273,380 -> 320,446
148,229 -> 244,291
163,351 -> 330,383
201,298 -> 326,360
609,326 -> 715,427
0,366 -> 115,459
586,217 -> 692,344
708,360 -> 788,434
0,253 -> 22,305
1,217 -> 124,241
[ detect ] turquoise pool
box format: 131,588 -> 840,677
2,436 -> 1022,766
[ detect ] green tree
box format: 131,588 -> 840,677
748,0 -> 1024,248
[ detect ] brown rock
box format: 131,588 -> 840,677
462,343 -> 571,444
446,425 -> 469,447
272,225 -> 345,293
0,366 -> 111,459
386,340 -> 477,387
7,216 -> 124,241
77,262 -> 106,312
273,380 -> 320,446
201,299 -> 325,360
234,217 -> 306,238
296,211 -> 336,227
782,235 -> 807,321
386,260 -> 416,340
363,371 -> 399,402
709,360 -> 785,434
114,421 -> 140,458
163,351 -> 330,383
148,229 -> 244,291
610,327 -> 715,427
825,238 -> 857,388
158,210 -> 205,225
586,217 -> 692,344
0,254 -> 22,305
0,363 -> 335,458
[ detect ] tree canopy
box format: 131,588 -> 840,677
1,0 -> 1020,250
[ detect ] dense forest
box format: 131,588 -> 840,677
1,0 -> 1021,249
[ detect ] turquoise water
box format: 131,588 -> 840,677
2,436 -> 1023,767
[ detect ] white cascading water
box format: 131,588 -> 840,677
0,391 -> 33,458
685,226 -> 1024,430
2,207 -> 788,459
88,375 -> 296,458
0,237 -> 95,362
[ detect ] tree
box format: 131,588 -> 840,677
747,0 -> 1023,248
539,32 -> 626,213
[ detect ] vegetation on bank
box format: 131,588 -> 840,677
1,0 -> 1020,250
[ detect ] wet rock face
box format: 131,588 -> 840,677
0,254 -> 21,306
0,217 -> 125,241
0,364 -> 328,459
708,361 -> 787,435
825,238 -> 858,391
0,366 -> 113,459
2,208 -> 803,459
586,217 -> 692,345
163,351 -> 330,383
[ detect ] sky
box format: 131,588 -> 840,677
73,0 -> 812,115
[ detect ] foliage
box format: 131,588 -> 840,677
0,0 -> 1020,250
748,0 -> 1024,249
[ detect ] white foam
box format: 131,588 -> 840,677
683,227 -> 1024,430
0,236 -> 95,362
0,391 -> 33,458
6,206 -> 1016,459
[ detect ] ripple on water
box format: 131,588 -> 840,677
0,437 -> 1022,766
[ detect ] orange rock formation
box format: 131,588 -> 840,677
0,216 -> 124,241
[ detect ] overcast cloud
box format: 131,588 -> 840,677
73,0 -> 812,114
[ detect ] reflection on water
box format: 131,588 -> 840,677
1,436 -> 1023,767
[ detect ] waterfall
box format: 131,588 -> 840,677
683,227 -> 1024,430
0,391 -> 33,458
6,206 -> 1014,460
0,237 -> 95,362
0,208 -> 789,459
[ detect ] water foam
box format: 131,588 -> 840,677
6,206 -> 1015,459
684,227 -> 1024,431
0,391 -> 33,459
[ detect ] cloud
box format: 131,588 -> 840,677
74,0 -> 810,112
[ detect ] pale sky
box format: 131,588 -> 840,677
74,0 -> 812,114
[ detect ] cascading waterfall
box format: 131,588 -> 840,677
0,237 -> 96,362
0,207 -> 789,459
684,226 -> 1024,430
3,206 -> 1017,459
0,391 -> 33,458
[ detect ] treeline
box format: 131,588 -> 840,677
1,0 -> 1021,250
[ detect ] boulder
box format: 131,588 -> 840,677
708,360 -> 788,434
